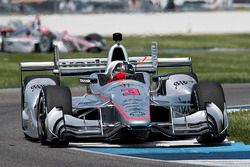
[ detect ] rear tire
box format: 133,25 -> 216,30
21,75 -> 59,139
37,85 -> 72,146
191,82 -> 227,144
85,33 -> 103,41
87,47 -> 101,53
85,33 -> 106,52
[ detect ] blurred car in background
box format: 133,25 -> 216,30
0,16 -> 107,53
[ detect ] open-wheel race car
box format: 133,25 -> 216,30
20,33 -> 228,146
0,16 -> 107,53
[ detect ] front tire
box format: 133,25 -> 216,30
191,82 -> 227,144
37,85 -> 72,146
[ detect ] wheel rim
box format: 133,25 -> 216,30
37,97 -> 46,140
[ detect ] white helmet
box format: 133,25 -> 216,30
106,61 -> 135,78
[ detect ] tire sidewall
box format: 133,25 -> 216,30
37,90 -> 48,145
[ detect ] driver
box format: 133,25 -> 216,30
106,61 -> 135,83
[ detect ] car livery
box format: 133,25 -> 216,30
20,33 -> 228,146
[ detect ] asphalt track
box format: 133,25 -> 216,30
0,84 -> 250,167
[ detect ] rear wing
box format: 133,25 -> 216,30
20,42 -> 192,76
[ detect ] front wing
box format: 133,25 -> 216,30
44,102 -> 227,142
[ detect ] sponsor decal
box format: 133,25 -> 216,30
30,84 -> 47,92
79,78 -> 97,84
173,80 -> 194,89
80,78 -> 91,84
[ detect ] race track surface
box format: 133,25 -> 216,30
0,84 -> 249,167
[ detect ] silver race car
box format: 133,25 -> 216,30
20,33 -> 228,146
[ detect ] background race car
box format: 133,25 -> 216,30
0,16 -> 107,53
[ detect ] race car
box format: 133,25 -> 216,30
0,16 -> 107,53
20,33 -> 228,146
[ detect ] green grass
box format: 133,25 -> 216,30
107,33 -> 250,49
1,34 -> 250,88
228,110 -> 250,144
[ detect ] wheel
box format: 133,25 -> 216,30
191,82 -> 225,112
84,33 -> 107,52
1,34 -> 4,52
37,96 -> 48,145
37,85 -> 72,146
21,75 -> 59,138
85,33 -> 103,41
87,47 -> 101,53
191,82 -> 227,144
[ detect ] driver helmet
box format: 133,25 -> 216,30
106,61 -> 135,79
112,61 -> 135,77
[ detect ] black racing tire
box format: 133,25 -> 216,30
24,133 -> 39,142
37,85 -> 72,146
191,82 -> 225,112
84,33 -> 107,52
85,33 -> 103,41
197,133 -> 227,145
191,82 -> 227,144
37,95 -> 48,145
87,47 -> 102,53
1,34 -> 4,52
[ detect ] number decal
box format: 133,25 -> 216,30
122,88 -> 140,96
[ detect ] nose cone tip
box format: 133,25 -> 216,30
128,120 -> 151,128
